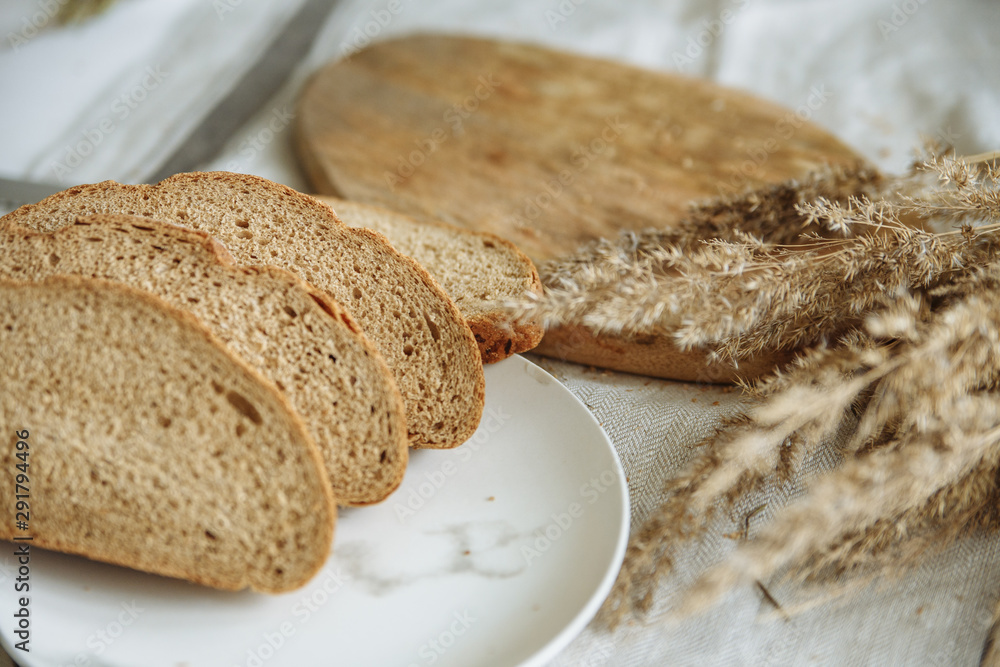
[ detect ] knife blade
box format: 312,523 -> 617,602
0,0 -> 339,210
146,0 -> 339,184
0,177 -> 64,210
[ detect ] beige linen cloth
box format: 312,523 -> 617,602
533,357 -> 1000,666
2,0 -> 1000,665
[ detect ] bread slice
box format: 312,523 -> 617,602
1,173 -> 484,450
0,215 -> 408,506
0,275 -> 335,593
316,196 -> 544,363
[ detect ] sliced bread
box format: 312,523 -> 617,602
1,173 -> 485,449
317,195 -> 544,363
0,276 -> 335,592
0,215 -> 408,506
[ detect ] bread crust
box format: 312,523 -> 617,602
294,35 -> 864,383
295,34 -> 862,263
472,309 -> 545,364
535,324 -> 795,383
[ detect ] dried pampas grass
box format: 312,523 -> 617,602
509,146 -> 1000,632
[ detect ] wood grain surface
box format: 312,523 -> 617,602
295,34 -> 863,381
295,34 -> 861,262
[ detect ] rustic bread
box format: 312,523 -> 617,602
318,195 -> 544,363
0,215 -> 408,505
295,34 -> 861,263
296,34 -> 865,383
0,276 -> 335,593
0,172 -> 485,449
535,325 -> 797,383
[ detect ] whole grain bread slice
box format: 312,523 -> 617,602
317,195 -> 544,363
0,215 -> 408,506
0,275 -> 335,593
1,173 -> 484,449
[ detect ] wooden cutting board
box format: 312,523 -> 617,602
295,34 -> 862,263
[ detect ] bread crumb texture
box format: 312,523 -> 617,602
0,277 -> 334,592
0,216 -> 408,505
0,172 -> 485,448
320,196 -> 544,363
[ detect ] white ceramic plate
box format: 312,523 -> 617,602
0,355 -> 628,667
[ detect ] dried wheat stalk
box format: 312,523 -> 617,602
510,148 -> 1000,631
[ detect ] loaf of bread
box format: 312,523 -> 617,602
535,324 -> 797,383
0,276 -> 335,592
317,195 -> 544,363
0,172 -> 485,449
0,215 -> 408,506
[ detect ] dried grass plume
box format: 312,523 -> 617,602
509,147 -> 1000,635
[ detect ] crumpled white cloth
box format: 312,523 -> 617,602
2,1 -> 999,665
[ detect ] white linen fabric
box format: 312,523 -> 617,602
1,1 -> 999,664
